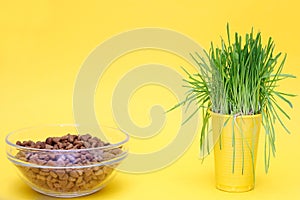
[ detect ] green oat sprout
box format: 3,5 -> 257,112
169,24 -> 296,173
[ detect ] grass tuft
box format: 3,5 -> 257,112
170,24 -> 296,172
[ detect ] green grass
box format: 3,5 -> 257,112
171,24 -> 296,172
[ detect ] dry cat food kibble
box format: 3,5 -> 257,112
15,134 -> 123,193
16,133 -> 110,149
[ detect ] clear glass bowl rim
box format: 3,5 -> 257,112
6,123 -> 130,153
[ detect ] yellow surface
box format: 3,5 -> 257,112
1,0 -> 300,199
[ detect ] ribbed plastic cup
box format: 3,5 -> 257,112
212,112 -> 262,192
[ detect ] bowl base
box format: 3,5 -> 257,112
31,185 -> 105,198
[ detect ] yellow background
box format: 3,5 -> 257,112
1,0 -> 299,199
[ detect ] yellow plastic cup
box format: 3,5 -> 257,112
212,112 -> 262,192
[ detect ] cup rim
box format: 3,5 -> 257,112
209,111 -> 262,118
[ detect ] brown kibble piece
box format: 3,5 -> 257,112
59,180 -> 68,187
83,141 -> 90,148
81,154 -> 86,160
73,158 -> 81,164
53,183 -> 61,188
46,175 -> 52,181
69,170 -> 79,178
47,180 -> 53,188
102,152 -> 115,160
56,159 -> 65,167
61,135 -> 68,141
84,169 -> 93,177
47,160 -> 56,166
36,174 -> 46,181
39,171 -> 49,176
76,176 -> 83,184
111,148 -> 123,155
52,137 -> 60,144
31,168 -> 40,174
68,176 -> 76,182
95,169 -> 104,176
68,134 -> 76,143
66,181 -> 74,189
45,137 -> 53,145
76,180 -> 85,187
56,170 -> 65,177
45,144 -> 53,149
77,170 -> 83,176
79,134 -> 92,141
92,166 -> 99,171
74,140 -> 83,145
66,143 -> 73,149
103,166 -> 113,174
84,175 -> 92,182
19,157 -> 27,162
58,142 -> 64,149
60,173 -> 69,181
37,159 -> 47,165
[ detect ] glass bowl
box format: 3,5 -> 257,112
5,124 -> 129,198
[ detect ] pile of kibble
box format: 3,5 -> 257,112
15,134 -> 123,193
16,133 -> 110,149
